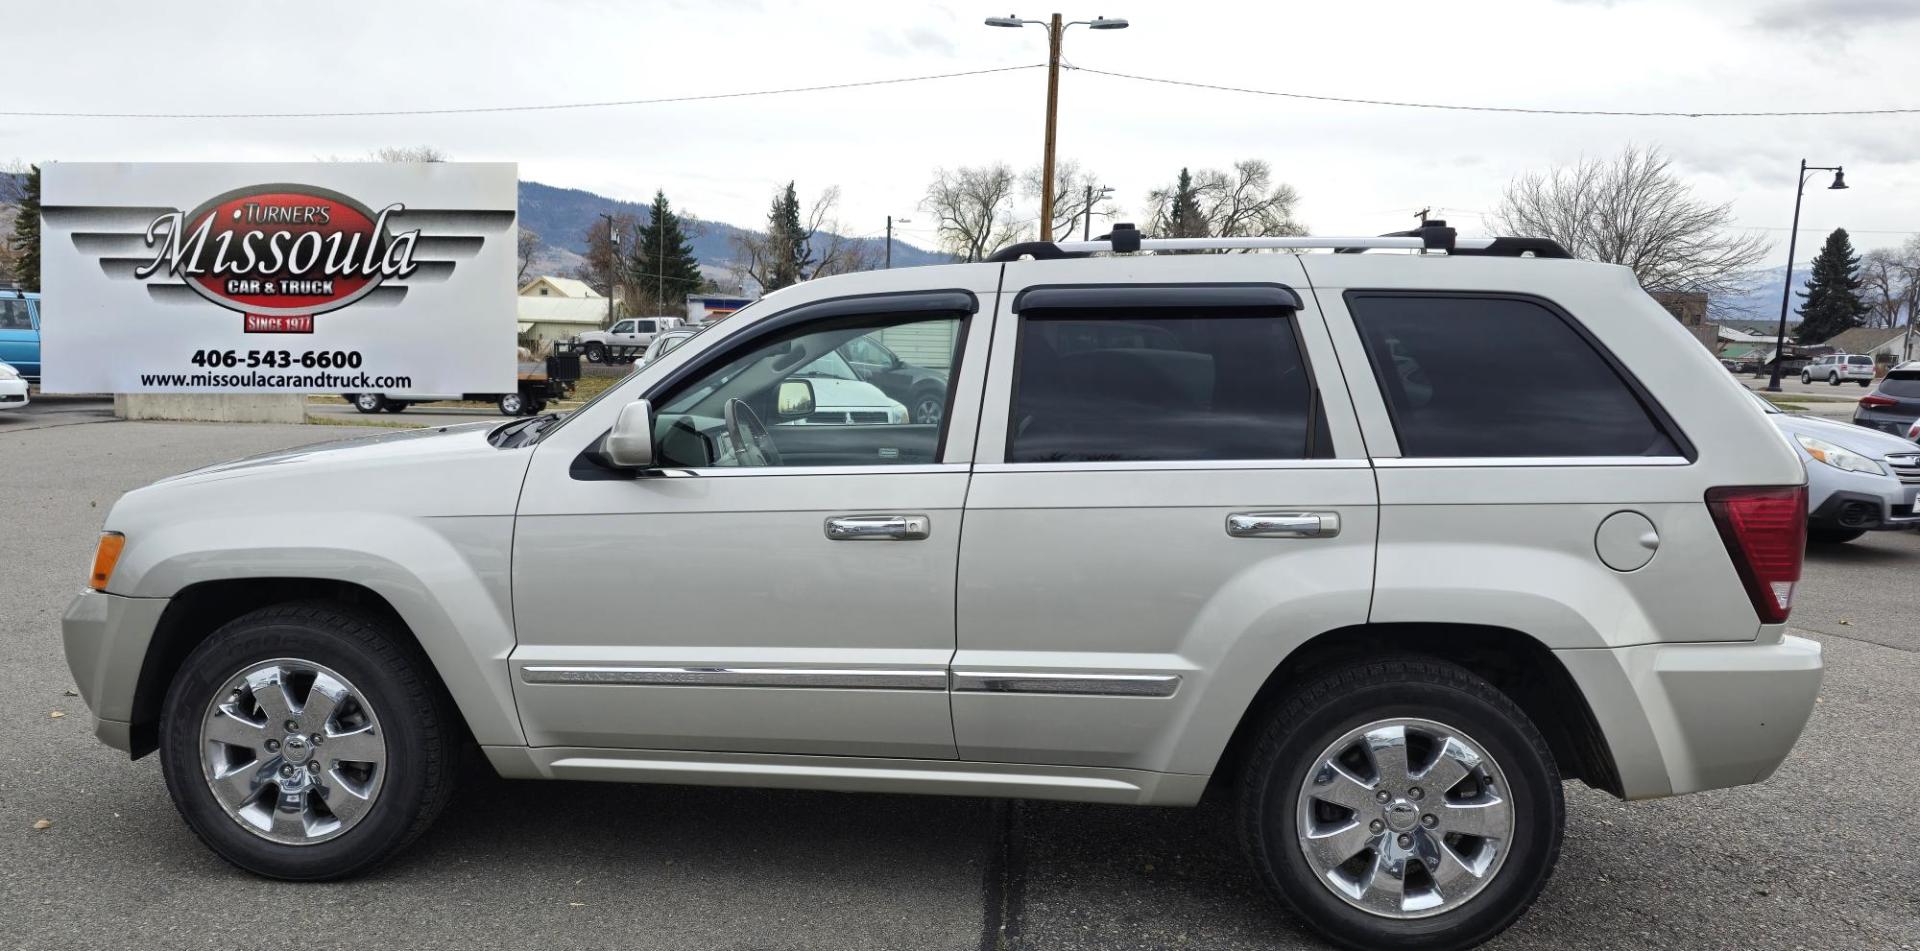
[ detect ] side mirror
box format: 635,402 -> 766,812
775,379 -> 816,418
602,399 -> 655,469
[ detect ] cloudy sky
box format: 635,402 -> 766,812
5,0 -> 1917,261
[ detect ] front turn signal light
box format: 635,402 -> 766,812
89,532 -> 125,591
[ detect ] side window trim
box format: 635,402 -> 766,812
1343,289 -> 1696,463
1003,282 -> 1330,466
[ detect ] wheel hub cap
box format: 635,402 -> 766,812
1294,717 -> 1516,919
198,659 -> 387,846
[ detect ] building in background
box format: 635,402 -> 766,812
686,294 -> 755,325
519,275 -> 615,352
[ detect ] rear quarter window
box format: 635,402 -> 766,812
1346,292 -> 1682,458
1879,371 -> 1920,397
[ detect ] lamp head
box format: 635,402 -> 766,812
1828,169 -> 1848,190
1088,16 -> 1129,28
985,15 -> 1024,27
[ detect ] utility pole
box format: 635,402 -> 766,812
598,212 -> 618,329
886,215 -> 894,269
1040,13 -> 1062,241
984,14 -> 1127,243
1081,184 -> 1113,240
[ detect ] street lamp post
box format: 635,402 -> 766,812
886,215 -> 911,269
986,12 -> 1128,241
1766,160 -> 1848,392
598,212 -> 619,330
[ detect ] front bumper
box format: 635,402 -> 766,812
1557,634 -> 1823,799
62,589 -> 170,754
0,378 -> 27,409
1810,487 -> 1920,531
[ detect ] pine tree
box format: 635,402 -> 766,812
633,189 -> 702,313
762,182 -> 812,291
1166,167 -> 1209,240
1793,228 -> 1870,344
7,165 -> 42,292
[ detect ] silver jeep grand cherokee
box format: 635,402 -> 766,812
63,225 -> 1822,951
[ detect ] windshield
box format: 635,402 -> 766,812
795,350 -> 858,380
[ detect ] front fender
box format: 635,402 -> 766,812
125,511 -> 524,746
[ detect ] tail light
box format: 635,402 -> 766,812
1705,486 -> 1806,624
1859,394 -> 1897,408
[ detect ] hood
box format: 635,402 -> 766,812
156,420 -> 504,487
808,377 -> 901,411
1770,412 -> 1920,459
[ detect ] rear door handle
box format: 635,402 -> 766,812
1226,511 -> 1341,539
825,514 -> 931,541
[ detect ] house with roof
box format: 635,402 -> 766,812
518,275 -> 601,299
517,275 -> 615,349
1810,326 -> 1915,369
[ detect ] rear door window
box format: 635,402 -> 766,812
0,300 -> 30,331
1008,306 -> 1328,462
1346,293 -> 1681,458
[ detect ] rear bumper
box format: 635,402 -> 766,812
62,589 -> 170,755
1557,634 -> 1823,800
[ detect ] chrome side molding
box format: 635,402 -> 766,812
951,671 -> 1182,698
520,666 -> 947,690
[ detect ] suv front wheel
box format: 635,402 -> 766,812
1238,657 -> 1563,951
158,602 -> 457,880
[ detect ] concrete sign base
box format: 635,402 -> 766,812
114,393 -> 307,424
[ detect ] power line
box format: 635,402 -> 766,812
1067,65 -> 1920,118
0,65 -> 1044,119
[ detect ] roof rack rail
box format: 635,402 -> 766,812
983,219 -> 1573,261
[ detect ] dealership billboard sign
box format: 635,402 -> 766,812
41,162 -> 517,393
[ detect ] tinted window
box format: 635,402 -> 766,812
1879,370 -> 1920,398
1348,293 -> 1678,458
1008,308 -> 1325,463
1848,355 -> 1873,365
635,320 -> 657,333
0,300 -> 29,331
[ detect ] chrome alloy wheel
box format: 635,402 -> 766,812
1295,717 -> 1515,918
199,659 -> 388,845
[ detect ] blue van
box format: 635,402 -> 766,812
0,289 -> 40,381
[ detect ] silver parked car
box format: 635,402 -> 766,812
63,224 -> 1821,951
1749,390 -> 1920,542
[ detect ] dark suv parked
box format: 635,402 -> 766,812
1854,362 -> 1920,437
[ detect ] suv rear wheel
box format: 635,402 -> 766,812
158,603 -> 457,880
1238,657 -> 1563,951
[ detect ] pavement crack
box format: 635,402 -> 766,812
978,799 -> 1027,951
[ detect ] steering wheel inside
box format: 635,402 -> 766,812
723,398 -> 782,467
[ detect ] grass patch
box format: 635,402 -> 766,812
305,415 -> 434,429
1758,396 -> 1810,412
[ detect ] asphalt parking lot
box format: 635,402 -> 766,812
2,418 -> 1916,951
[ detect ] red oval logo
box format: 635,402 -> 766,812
136,184 -> 421,320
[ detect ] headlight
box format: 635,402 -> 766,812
0,364 -> 18,380
1795,434 -> 1886,475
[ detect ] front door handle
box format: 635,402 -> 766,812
1226,511 -> 1341,539
825,514 -> 931,541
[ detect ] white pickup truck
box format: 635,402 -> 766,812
572,316 -> 687,364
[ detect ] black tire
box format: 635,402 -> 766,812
584,342 -> 606,364
1858,379 -> 1871,387
1829,372 -> 1841,386
381,402 -> 408,413
1238,657 -> 1563,951
158,602 -> 457,881
908,385 -> 946,426
1808,526 -> 1865,544
498,392 -> 529,416
528,399 -> 548,415
1800,372 -> 1811,384
352,393 -> 386,414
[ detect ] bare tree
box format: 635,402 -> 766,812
516,226 -> 541,283
1145,160 -> 1306,247
922,164 -> 1027,262
1491,146 -> 1767,300
1022,161 -> 1113,240
368,145 -> 448,163
1860,239 -> 1920,331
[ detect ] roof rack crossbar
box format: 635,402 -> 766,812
983,218 -> 1574,261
